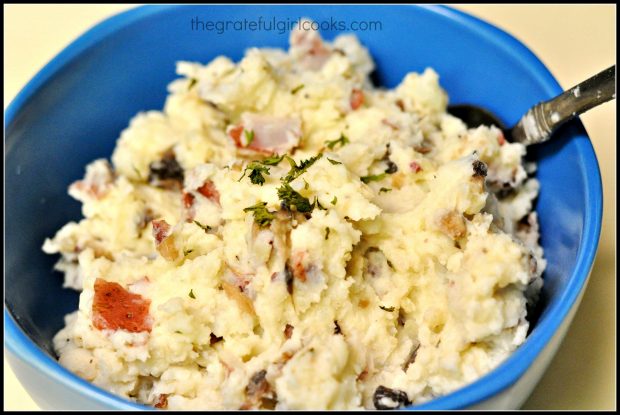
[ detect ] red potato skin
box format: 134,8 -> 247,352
197,181 -> 220,203
154,394 -> 168,409
92,278 -> 152,333
151,219 -> 170,244
350,89 -> 365,110
229,125 -> 244,147
182,192 -> 195,209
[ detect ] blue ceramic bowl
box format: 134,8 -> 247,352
5,5 -> 602,410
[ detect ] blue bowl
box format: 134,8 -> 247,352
5,5 -> 602,410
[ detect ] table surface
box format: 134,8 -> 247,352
4,4 -> 616,411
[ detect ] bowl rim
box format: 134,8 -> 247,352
4,4 -> 603,410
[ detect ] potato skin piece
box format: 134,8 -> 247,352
92,278 -> 152,333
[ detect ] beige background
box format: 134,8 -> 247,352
4,4 -> 615,411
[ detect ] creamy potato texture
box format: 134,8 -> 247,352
44,22 -> 545,410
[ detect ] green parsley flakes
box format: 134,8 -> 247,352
325,133 -> 350,150
243,202 -> 276,227
361,173 -> 387,184
291,84 -> 305,94
244,129 -> 255,146
277,184 -> 314,213
193,220 -> 211,232
238,161 -> 270,185
282,153 -> 323,184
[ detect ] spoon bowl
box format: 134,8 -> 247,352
448,65 -> 615,144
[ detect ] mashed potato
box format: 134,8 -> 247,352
44,21 -> 544,410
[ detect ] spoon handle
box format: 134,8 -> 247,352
513,65 -> 615,145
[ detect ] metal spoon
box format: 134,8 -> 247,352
448,65 -> 615,145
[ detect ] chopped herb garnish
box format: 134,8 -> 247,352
379,305 -> 395,312
303,179 -> 310,189
243,202 -> 276,227
238,154 -> 287,185
387,259 -> 395,270
385,160 -> 398,174
188,78 -> 198,90
281,153 -> 323,184
193,220 -> 211,232
291,84 -> 305,94
261,154 -> 286,166
361,173 -> 387,184
327,158 -> 342,165
175,330 -> 182,334
247,167 -> 268,185
325,133 -> 350,150
244,129 -> 255,146
334,320 -> 342,335
210,333 -> 223,345
238,161 -> 269,185
183,248 -> 194,256
379,187 -> 392,194
277,184 -> 313,213
189,289 -> 196,299
325,227 -> 331,240
331,196 -> 338,205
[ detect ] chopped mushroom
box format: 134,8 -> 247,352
437,211 -> 466,240
413,145 -> 432,154
284,263 -> 294,294
208,333 -> 223,346
157,235 -> 179,261
334,320 -> 342,335
148,152 -> 184,190
472,160 -> 488,178
222,281 -> 256,316
373,385 -> 411,410
241,370 -> 277,410
151,219 -> 179,261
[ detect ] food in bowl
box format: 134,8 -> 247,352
43,21 -> 545,410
